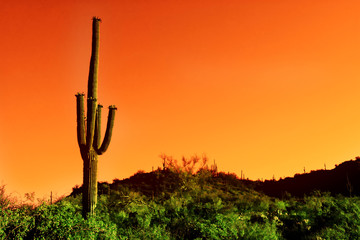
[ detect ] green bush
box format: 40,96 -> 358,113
0,206 -> 34,239
2,169 -> 360,239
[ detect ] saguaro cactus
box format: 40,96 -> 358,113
75,17 -> 116,218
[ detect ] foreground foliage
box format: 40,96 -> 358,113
2,157 -> 360,239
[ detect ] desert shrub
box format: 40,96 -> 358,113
0,185 -> 12,209
242,221 -> 281,240
4,170 -> 360,239
304,194 -> 360,239
26,200 -> 116,239
27,200 -> 81,238
117,224 -> 170,240
276,192 -> 360,239
196,213 -> 240,239
0,206 -> 34,239
311,225 -> 347,240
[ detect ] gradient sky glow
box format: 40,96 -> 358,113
1,0 -> 360,199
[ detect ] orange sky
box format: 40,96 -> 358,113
1,0 -> 360,200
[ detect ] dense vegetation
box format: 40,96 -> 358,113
2,156 -> 360,239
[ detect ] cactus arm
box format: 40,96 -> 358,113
76,93 -> 86,148
97,105 -> 117,155
87,17 -> 101,100
93,104 -> 103,149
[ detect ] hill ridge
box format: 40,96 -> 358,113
69,157 -> 360,198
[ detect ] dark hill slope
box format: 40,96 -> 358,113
70,168 -> 252,199
255,158 -> 360,198
69,158 -> 360,199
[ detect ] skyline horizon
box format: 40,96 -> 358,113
2,153 -> 356,202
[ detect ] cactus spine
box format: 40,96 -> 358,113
75,17 -> 116,219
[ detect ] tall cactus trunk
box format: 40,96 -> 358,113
82,150 -> 98,217
76,17 -> 117,219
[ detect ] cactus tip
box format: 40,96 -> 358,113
92,16 -> 102,22
76,92 -> 85,97
109,105 -> 117,110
